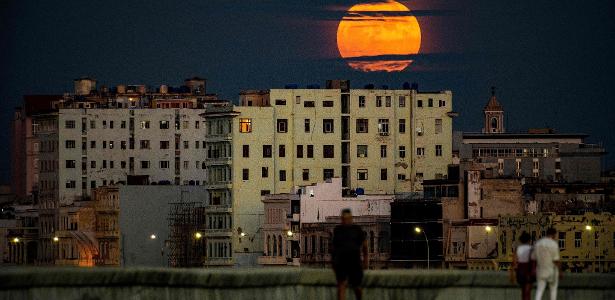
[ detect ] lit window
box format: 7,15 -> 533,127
356,119 -> 368,133
357,145 -> 368,157
378,119 -> 389,136
239,118 -> 252,133
357,169 -> 368,180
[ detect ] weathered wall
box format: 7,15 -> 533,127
1,268 -> 614,300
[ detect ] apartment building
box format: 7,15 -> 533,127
233,80 -> 454,262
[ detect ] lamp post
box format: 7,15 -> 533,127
414,227 -> 429,269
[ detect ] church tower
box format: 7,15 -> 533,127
483,87 -> 505,133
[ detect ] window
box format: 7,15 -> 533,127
65,180 -> 76,188
559,232 -> 566,249
399,119 -> 406,133
357,169 -> 368,180
376,96 -> 382,107
109,121 -> 114,129
374,146 -> 385,159
277,119 -> 288,133
102,160 -> 107,168
417,100 -> 423,107
385,96 -> 391,107
323,100 -> 334,107
304,119 -> 310,132
356,119 -> 369,133
90,161 -> 96,168
399,146 -> 406,158
323,119 -> 334,133
242,169 -> 249,180
435,119 -> 443,134
159,161 -> 169,168
398,174 -> 407,180
416,172 -> 424,181
121,161 -> 126,169
121,141 -> 126,149
103,141 -> 107,149
239,118 -> 252,133
195,121 -> 200,129
260,190 -> 271,196
307,145 -> 314,158
380,169 -> 388,180
302,169 -> 309,181
140,140 -> 150,149
159,120 -> 169,129
65,140 -> 76,149
140,161 -> 150,169
65,160 -> 76,168
435,145 -> 443,156
109,141 -> 114,149
103,120 -> 107,129
90,120 -> 96,129
140,121 -> 150,129
263,145 -> 272,158
182,120 -> 189,129
262,167 -> 269,178
303,101 -> 315,107
183,141 -> 189,149
323,145 -> 334,158
275,99 -> 286,105
182,160 -> 189,169
417,147 -> 425,156
357,145 -> 368,157
378,119 -> 389,136
428,98 -> 433,107
439,99 -> 446,107
279,145 -> 286,157
90,141 -> 96,148
574,232 -> 582,248
399,96 -> 406,107
242,145 -> 249,158
160,141 -> 170,149
358,96 -> 366,107
297,145 -> 304,158
323,169 -> 334,180
110,160 -> 114,168
65,120 -> 75,129
279,170 -> 287,181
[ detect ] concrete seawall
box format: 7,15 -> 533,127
1,268 -> 614,300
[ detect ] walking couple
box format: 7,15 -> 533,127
511,228 -> 562,300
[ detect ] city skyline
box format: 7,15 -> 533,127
1,0 -> 615,183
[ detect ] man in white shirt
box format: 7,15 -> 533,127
532,228 -> 562,300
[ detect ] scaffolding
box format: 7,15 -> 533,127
167,201 -> 204,267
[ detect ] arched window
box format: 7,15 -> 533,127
266,235 -> 271,256
491,117 -> 498,131
273,236 -> 278,256
278,235 -> 283,257
369,231 -> 375,253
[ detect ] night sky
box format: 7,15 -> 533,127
1,0 -> 614,182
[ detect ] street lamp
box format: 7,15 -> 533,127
53,236 -> 59,242
12,237 -> 20,243
287,230 -> 293,237
195,232 -> 202,240
414,226 -> 429,270
150,234 -> 157,240
485,226 -> 493,233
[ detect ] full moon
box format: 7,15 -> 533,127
336,1 -> 421,72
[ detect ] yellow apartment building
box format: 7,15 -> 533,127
231,81 -> 454,263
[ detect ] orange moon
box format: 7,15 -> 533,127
336,1 -> 421,72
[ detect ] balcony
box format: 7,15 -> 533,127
204,205 -> 232,213
202,257 -> 233,266
257,256 -> 287,265
203,181 -> 232,189
204,134 -> 232,143
203,229 -> 232,237
203,157 -> 232,166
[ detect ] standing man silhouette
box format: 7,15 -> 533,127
332,208 -> 369,300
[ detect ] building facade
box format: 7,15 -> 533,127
233,81 -> 454,262
258,178 -> 393,268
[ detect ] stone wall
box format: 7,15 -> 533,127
1,268 -> 613,300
